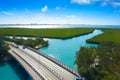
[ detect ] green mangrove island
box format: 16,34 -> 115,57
87,29 -> 120,44
0,28 -> 94,39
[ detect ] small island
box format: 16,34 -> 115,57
4,36 -> 49,49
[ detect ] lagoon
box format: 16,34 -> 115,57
39,29 -> 103,69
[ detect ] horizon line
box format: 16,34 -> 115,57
0,24 -> 120,26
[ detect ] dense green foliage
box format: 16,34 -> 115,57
76,43 -> 120,80
87,29 -> 120,44
0,36 -> 10,63
4,37 -> 48,48
0,28 -> 94,38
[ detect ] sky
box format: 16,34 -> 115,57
0,0 -> 120,25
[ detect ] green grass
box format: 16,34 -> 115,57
0,28 -> 94,39
87,29 -> 120,44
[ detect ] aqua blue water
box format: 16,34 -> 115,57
39,29 -> 103,69
0,59 -> 29,80
0,63 -> 19,80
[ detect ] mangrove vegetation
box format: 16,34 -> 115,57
75,43 -> 120,80
0,36 -> 10,63
0,28 -> 94,39
4,37 -> 49,49
87,29 -> 120,44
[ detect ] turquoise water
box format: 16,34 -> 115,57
39,29 -> 103,69
0,59 -> 30,80
0,63 -> 19,80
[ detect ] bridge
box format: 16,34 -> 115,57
8,42 -> 81,80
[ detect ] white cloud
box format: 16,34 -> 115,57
101,0 -> 120,7
56,6 -> 61,10
2,11 -> 14,15
111,1 -> 120,7
41,5 -> 48,12
101,1 -> 107,7
56,6 -> 66,10
71,0 -> 91,5
71,0 -> 120,7
24,8 -> 32,13
67,15 -> 76,18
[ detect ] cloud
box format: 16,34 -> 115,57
41,5 -> 48,12
101,0 -> 120,7
56,6 -> 66,10
24,8 -> 32,13
56,6 -> 61,10
101,1 -> 107,7
111,1 -> 120,7
71,0 -> 120,7
67,15 -> 76,18
2,11 -> 14,15
71,0 -> 91,5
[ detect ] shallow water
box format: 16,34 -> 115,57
0,59 -> 30,80
39,29 -> 103,69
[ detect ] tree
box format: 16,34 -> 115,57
0,36 -> 10,63
75,43 -> 120,80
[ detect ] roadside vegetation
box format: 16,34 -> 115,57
75,43 -> 120,80
4,37 -> 49,49
87,29 -> 120,44
0,28 -> 94,39
0,36 -> 10,63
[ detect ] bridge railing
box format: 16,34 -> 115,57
23,48 -> 65,80
27,47 -> 80,77
11,50 -> 45,80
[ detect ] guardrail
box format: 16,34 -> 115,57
27,47 -> 80,77
11,50 -> 45,80
23,49 -> 64,80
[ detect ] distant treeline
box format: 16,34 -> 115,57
0,28 -> 94,39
